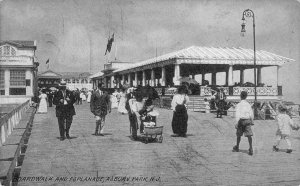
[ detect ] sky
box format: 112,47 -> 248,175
0,0 -> 299,103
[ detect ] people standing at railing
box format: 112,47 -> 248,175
232,91 -> 254,156
37,89 -> 48,114
53,80 -> 76,141
171,85 -> 189,137
90,83 -> 111,136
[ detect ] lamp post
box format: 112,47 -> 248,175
241,9 -> 258,119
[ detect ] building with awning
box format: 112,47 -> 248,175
91,46 -> 294,101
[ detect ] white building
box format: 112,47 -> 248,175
0,41 -> 38,104
37,71 -> 93,91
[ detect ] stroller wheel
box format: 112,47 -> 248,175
159,136 -> 163,143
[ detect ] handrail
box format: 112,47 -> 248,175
0,101 -> 30,127
0,100 -> 30,146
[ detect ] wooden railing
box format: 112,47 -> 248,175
0,101 -> 30,146
200,86 -> 281,96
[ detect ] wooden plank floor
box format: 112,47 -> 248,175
17,102 -> 300,186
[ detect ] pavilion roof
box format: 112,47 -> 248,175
114,46 -> 294,73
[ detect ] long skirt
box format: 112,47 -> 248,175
171,105 -> 188,135
38,98 -> 47,113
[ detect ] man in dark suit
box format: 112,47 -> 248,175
216,88 -> 227,118
53,80 -> 76,141
48,91 -> 54,107
90,83 -> 111,136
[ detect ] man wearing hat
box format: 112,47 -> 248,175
90,83 -> 111,136
53,80 -> 76,141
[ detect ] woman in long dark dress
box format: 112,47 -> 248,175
171,85 -> 189,137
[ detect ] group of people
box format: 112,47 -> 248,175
36,80 -> 299,155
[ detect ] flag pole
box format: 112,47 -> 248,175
115,40 -> 118,60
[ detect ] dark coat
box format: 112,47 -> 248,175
90,90 -> 111,117
53,89 -> 76,117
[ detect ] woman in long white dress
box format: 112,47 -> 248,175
38,90 -> 48,113
86,91 -> 92,103
117,89 -> 128,114
111,89 -> 119,109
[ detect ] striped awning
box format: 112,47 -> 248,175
114,46 -> 294,73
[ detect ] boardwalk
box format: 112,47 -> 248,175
17,103 -> 300,186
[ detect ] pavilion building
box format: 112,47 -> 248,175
91,46 -> 294,102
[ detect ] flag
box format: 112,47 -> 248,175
46,59 -> 49,64
105,33 -> 114,55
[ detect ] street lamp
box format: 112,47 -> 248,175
241,9 -> 258,119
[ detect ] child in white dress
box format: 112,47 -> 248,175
273,104 -> 294,153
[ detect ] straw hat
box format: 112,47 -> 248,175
58,80 -> 67,87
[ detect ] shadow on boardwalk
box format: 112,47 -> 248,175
17,103 -> 300,186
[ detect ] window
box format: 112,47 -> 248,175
0,71 -> 5,95
10,70 -> 26,87
3,46 -> 10,55
0,45 -> 17,56
11,48 -> 16,56
10,70 -> 26,95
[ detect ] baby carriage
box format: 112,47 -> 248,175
140,110 -> 163,144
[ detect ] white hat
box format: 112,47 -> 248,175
59,80 -> 67,87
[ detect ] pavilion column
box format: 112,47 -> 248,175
173,64 -> 181,86
110,76 -> 115,88
277,66 -> 281,86
151,69 -> 155,86
240,69 -> 244,84
225,70 -> 229,86
122,75 -> 125,85
128,73 -> 132,87
117,76 -> 121,88
161,67 -> 166,86
212,72 -> 217,85
228,65 -> 234,86
191,74 -> 195,79
134,72 -> 138,86
4,69 -> 10,96
142,70 -> 146,86
201,68 -> 205,85
257,67 -> 262,84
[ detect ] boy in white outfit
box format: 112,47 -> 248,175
273,104 -> 294,153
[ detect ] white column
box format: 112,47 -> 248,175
25,70 -> 33,96
122,75 -> 125,85
134,72 -> 138,86
257,67 -> 262,84
4,69 -> 10,96
142,70 -> 146,86
111,76 -> 115,88
161,67 -> 166,86
240,69 -> 244,84
173,64 -> 181,86
151,69 -> 155,86
228,65 -> 233,86
128,73 -> 132,87
277,66 -> 281,86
